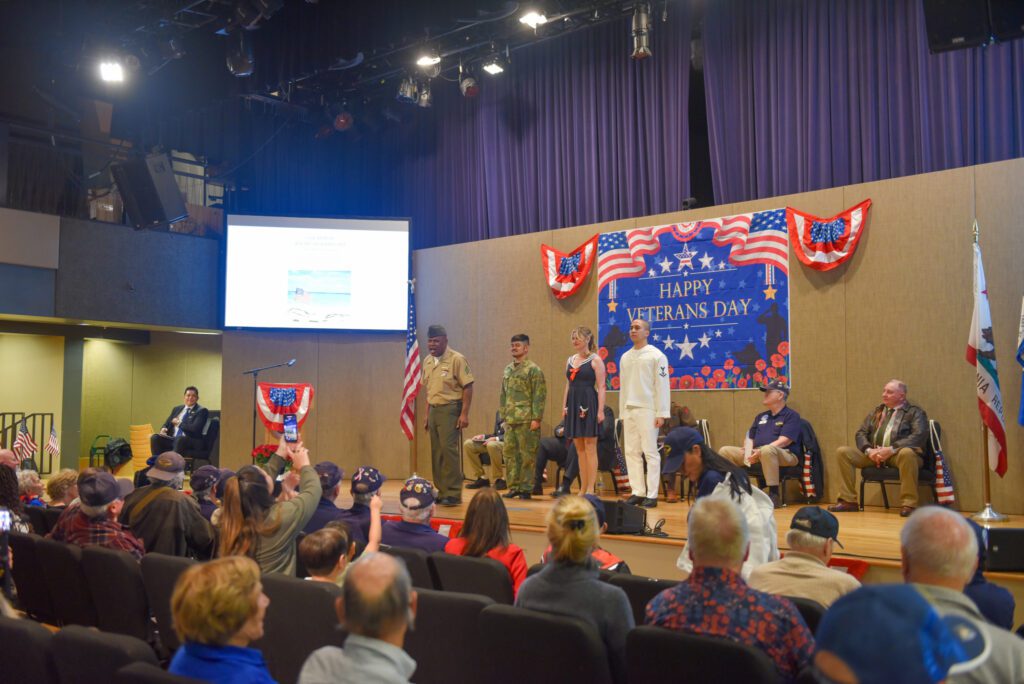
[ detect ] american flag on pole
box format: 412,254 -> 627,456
400,280 -> 421,440
931,422 -> 955,505
45,426 -> 60,457
707,209 -> 790,275
13,421 -> 38,463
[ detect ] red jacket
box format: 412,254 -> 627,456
445,537 -> 528,595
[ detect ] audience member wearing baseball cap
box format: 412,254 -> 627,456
120,451 -> 215,559
333,466 -> 387,543
814,584 -> 983,684
444,487 -> 529,595
190,464 -> 222,521
47,470 -> 145,560
963,517 -> 1017,630
747,506 -> 861,608
380,476 -> 448,553
302,461 -> 359,539
219,436 -> 321,576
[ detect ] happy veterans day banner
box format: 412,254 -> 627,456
596,209 -> 792,391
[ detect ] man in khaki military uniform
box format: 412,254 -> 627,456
422,324 -> 474,506
499,334 -> 546,499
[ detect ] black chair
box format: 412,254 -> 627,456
115,662 -> 205,683
627,625 -> 780,683
36,538 -> 98,627
27,506 -> 51,535
404,589 -> 494,684
140,553 -> 197,652
382,546 -> 437,589
429,552 -> 513,604
81,546 -> 152,640
0,615 -> 57,683
51,625 -> 158,684
527,562 -> 544,577
177,410 -> 220,470
253,573 -> 347,684
8,531 -> 57,623
480,604 -> 613,684
859,419 -> 941,510
784,595 -> 825,635
607,573 -> 678,625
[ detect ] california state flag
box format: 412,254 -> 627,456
966,242 -> 1008,476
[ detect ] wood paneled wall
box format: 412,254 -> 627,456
220,158 -> 1024,513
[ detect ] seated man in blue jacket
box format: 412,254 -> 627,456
380,476 -> 448,553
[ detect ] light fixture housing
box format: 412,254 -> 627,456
519,10 -> 548,29
415,50 -> 441,67
417,83 -> 432,108
99,60 -> 125,82
631,3 -> 652,60
396,77 -> 418,103
460,75 -> 479,97
482,51 -> 507,75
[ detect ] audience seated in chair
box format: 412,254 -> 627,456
18,469 -> 46,508
746,506 -> 860,608
298,552 -> 417,684
168,556 -> 274,684
46,468 -> 79,508
335,466 -> 386,543
901,506 -> 1024,681
964,517 -> 1016,630
120,452 -> 214,559
380,476 -> 448,554
516,495 -> 634,683
0,466 -> 32,533
540,493 -> 630,574
301,461 -> 352,537
188,465 -> 222,521
646,496 -> 812,681
48,470 -> 145,561
814,584 -> 981,684
218,437 -> 320,576
300,494 -> 382,588
444,487 -> 528,595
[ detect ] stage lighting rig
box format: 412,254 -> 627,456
631,3 -> 652,60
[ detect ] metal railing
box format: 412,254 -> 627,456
0,412 -> 56,475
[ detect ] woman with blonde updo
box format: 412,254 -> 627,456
45,469 -> 79,508
515,496 -> 634,683
169,556 -> 274,683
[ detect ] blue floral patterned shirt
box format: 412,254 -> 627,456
644,566 -> 813,681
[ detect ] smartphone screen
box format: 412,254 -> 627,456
0,507 -> 11,533
283,414 -> 298,442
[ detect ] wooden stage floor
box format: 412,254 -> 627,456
369,480 -> 1024,569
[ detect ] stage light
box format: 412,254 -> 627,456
396,77 -> 418,103
226,31 -> 255,77
631,3 -> 652,60
99,60 -> 124,82
333,111 -> 354,131
417,83 -> 432,108
519,10 -> 547,29
416,50 -> 441,67
482,53 -> 506,75
459,62 -> 479,98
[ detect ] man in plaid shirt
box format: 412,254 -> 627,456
48,470 -> 145,561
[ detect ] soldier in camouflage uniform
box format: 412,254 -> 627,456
499,334 -> 547,500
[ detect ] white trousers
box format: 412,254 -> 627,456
623,406 -> 660,498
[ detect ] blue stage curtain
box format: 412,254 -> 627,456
702,0 -> 1024,205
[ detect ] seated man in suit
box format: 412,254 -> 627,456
829,378 -> 928,518
150,386 -> 209,456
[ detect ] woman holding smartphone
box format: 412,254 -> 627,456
562,326 -> 606,497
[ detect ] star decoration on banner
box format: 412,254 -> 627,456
763,285 -> 778,300
607,300 -> 618,312
653,333 -> 660,341
675,245 -> 697,270
698,332 -> 711,348
662,334 -> 676,350
659,257 -> 673,273
699,253 -> 715,270
714,329 -> 723,338
675,335 -> 697,360
718,261 -> 728,270
648,269 -> 656,277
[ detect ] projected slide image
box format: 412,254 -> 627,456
287,270 -> 352,323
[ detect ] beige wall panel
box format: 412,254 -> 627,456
0,335 -> 64,432
0,207 -> 60,269
975,158 -> 1024,513
220,331 -> 319,471
81,340 -> 133,455
315,333 -> 408,477
842,167 -> 978,508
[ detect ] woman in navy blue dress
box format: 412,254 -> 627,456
562,326 -> 606,497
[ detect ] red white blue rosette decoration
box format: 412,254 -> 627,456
786,199 -> 871,272
256,382 -> 315,432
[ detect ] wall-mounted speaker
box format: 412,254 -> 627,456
110,153 -> 188,230
989,0 -> 1024,41
922,0 -> 991,53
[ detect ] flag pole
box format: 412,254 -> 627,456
970,221 -> 1008,523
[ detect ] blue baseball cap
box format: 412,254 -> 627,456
315,462 -> 344,491
400,476 -> 437,510
351,466 -> 385,494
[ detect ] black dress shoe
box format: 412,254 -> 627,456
437,496 -> 461,506
493,479 -> 508,491
517,492 -> 532,500
466,478 -> 490,489
639,498 -> 658,508
551,487 -> 569,499
502,490 -> 519,499
531,484 -> 544,495
625,495 -> 644,505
